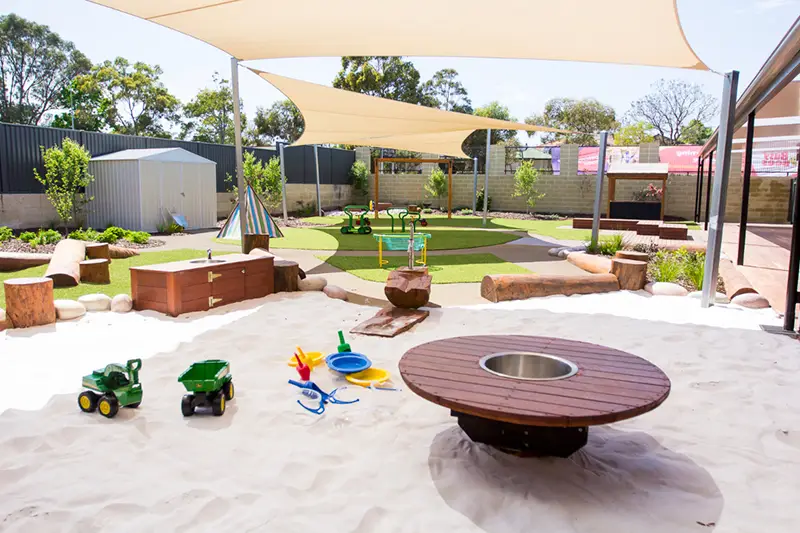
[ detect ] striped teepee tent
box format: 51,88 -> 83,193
217,185 -> 284,240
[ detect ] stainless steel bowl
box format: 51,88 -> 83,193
479,352 -> 578,381
189,259 -> 226,264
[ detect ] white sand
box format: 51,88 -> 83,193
0,292 -> 798,533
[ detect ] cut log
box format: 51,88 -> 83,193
610,258 -> 648,290
350,307 -> 429,337
3,277 -> 56,328
481,273 -> 620,303
615,250 -> 649,262
44,239 -> 86,287
0,308 -> 9,332
0,252 -> 52,272
243,234 -> 270,254
566,252 -> 612,274
249,249 -> 307,279
108,245 -> 139,259
384,267 -> 432,309
274,259 -> 299,292
80,258 -> 111,284
718,259 -> 757,299
85,242 -> 110,261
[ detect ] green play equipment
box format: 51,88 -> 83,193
386,206 -> 429,232
178,359 -> 234,417
78,359 -> 143,419
341,201 -> 374,235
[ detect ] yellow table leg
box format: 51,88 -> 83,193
378,237 -> 388,267
416,239 -> 428,266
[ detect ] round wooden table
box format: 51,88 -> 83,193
399,335 -> 671,457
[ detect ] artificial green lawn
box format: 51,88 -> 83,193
0,249 -> 223,309
318,253 -> 530,284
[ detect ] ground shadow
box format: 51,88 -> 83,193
749,226 -> 793,250
428,425 -> 723,532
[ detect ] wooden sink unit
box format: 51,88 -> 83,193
130,253 -> 274,317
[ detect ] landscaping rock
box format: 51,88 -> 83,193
78,293 -> 112,311
323,284 -> 347,301
111,294 -> 133,313
731,292 -> 771,309
548,247 -> 560,257
54,299 -> 86,320
644,282 -> 689,297
688,291 -> 730,304
298,275 -> 327,291
0,308 -> 8,331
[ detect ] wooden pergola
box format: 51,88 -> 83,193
607,163 -> 670,220
374,158 -> 455,219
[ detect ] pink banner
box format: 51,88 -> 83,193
752,150 -> 798,176
659,146 -> 701,173
577,147 -> 639,173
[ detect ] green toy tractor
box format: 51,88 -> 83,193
78,359 -> 143,419
341,202 -> 373,235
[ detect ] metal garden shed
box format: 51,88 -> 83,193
87,148 -> 216,232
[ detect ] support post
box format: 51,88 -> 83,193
702,71 -> 739,308
313,144 -> 322,217
374,158 -> 380,218
482,130 -> 491,226
695,158 -> 704,222
704,150 -> 713,230
447,160 -> 453,219
230,57 -> 247,252
737,111 -> 755,265
591,131 -> 609,247
472,157 -> 478,213
279,142 -> 288,222
784,149 -> 800,332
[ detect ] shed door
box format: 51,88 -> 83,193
160,162 -> 185,227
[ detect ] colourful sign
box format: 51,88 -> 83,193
577,147 -> 639,173
658,146 -> 701,173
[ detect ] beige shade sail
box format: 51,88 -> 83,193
253,69 -> 570,158
89,0 -> 708,70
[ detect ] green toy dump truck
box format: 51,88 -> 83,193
178,360 -> 234,417
78,359 -> 143,419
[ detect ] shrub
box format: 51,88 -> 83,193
421,208 -> 433,214
683,251 -> 706,290
651,250 -> 682,282
295,200 -> 316,217
476,187 -> 492,211
67,227 -> 101,242
226,153 -> 284,207
424,167 -> 448,208
19,231 -> 36,243
19,229 -> 61,247
124,230 -> 151,244
512,161 -> 545,212
0,226 -> 13,243
585,234 -> 624,256
95,226 -> 126,243
457,208 -> 473,216
32,138 -> 94,231
349,160 -> 370,195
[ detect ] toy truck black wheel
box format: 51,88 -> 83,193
212,392 -> 226,416
78,391 -> 98,413
340,227 -> 350,235
223,381 -> 235,401
97,395 -> 119,418
181,394 -> 195,417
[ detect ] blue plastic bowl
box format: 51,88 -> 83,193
326,352 -> 372,374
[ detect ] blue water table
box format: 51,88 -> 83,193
373,232 -> 431,267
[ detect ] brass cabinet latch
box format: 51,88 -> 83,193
208,271 -> 222,283
208,296 -> 223,307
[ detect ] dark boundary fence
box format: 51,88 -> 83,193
0,123 -> 355,194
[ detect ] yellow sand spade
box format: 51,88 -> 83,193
288,346 -> 325,368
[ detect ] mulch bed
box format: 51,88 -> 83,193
0,238 -> 165,254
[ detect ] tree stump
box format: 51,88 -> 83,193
44,239 -> 86,287
80,259 -> 111,284
85,242 -> 111,261
385,267 -> 431,309
615,250 -> 649,262
481,273 -> 619,302
243,234 -> 270,254
610,258 -> 648,290
274,259 -> 299,292
3,277 -> 56,328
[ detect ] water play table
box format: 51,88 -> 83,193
399,335 -> 670,457
373,233 -> 431,267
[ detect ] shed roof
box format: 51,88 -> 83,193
91,148 -> 216,164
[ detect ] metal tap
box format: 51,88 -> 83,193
207,248 -> 212,261
408,220 -> 415,269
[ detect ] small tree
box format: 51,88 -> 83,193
32,138 -> 93,231
349,160 -> 369,197
226,152 -> 284,207
424,167 -> 447,209
512,161 -> 545,213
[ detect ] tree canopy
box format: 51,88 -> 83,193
678,118 -> 713,145
0,13 -> 91,125
614,121 -> 655,145
253,99 -> 304,144
333,56 -> 428,104
181,72 -> 241,144
463,101 -> 518,157
627,79 -> 717,145
50,77 -> 109,131
526,98 -> 618,146
422,69 -> 472,113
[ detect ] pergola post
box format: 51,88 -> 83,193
702,71 -> 739,308
279,142 -> 288,222
694,157 -> 703,223
472,157 -> 478,212
482,129 -> 491,226
704,150 -> 713,230
591,131 -> 609,247
737,111 -> 756,265
374,158 -> 379,218
784,148 -> 800,332
447,160 -> 453,219
230,57 -> 247,252
313,144 -> 322,216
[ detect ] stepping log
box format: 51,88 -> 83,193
566,252 -> 612,274
274,259 -> 300,292
615,250 -> 649,262
718,259 -> 757,299
3,277 -> 56,328
80,259 -> 111,284
108,245 -> 139,259
243,234 -> 270,254
481,273 -> 620,303
44,239 -> 86,287
350,307 -> 429,337
385,267 -> 432,309
0,252 -> 52,272
610,258 -> 648,290
85,242 -> 111,261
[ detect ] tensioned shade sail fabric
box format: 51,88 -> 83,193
89,0 -> 708,70
252,69 -> 570,158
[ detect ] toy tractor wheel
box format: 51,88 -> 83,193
223,381 -> 235,401
98,395 -> 119,419
340,226 -> 350,235
78,391 -> 98,413
419,219 -> 428,227
181,394 -> 195,417
212,392 -> 226,416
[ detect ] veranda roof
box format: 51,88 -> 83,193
89,0 -> 708,70
252,69 -> 569,158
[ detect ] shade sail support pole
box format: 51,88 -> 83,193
230,56 -> 247,252
591,131 -> 609,247
472,157 -> 478,213
279,142 -> 288,222
447,160 -> 453,219
704,150 -> 713,230
702,71 -> 739,308
737,111 -> 755,265
482,130 -> 491,226
696,158 -> 704,223
314,144 -> 322,217
784,148 -> 800,332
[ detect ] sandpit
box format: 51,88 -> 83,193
0,293 -> 797,532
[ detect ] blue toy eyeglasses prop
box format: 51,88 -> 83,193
288,379 -> 359,415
